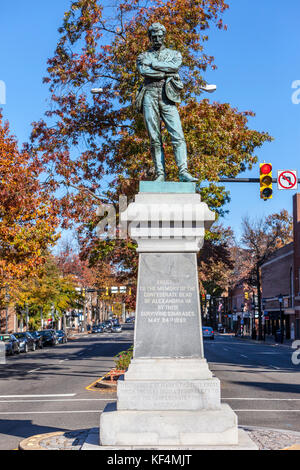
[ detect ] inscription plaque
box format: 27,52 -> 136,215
134,253 -> 203,358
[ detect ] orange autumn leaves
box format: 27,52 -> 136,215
0,113 -> 59,283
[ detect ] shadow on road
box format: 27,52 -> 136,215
230,381 -> 300,395
0,336 -> 133,382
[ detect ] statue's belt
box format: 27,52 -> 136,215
144,79 -> 166,88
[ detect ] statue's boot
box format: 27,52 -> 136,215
151,144 -> 166,182
174,142 -> 198,183
179,171 -> 198,183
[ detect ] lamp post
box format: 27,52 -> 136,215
278,294 -> 284,344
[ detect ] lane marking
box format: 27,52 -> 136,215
234,409 -> 300,412
222,398 -> 300,401
0,394 -> 76,398
0,410 -> 103,415
0,398 -> 114,403
28,368 -> 41,373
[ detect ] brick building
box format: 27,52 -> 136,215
0,306 -> 17,333
261,193 -> 300,340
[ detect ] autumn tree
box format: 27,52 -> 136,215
240,210 -> 293,339
0,112 -> 59,299
28,0 -> 272,302
14,253 -> 81,330
198,225 -> 234,297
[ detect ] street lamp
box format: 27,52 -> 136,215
200,84 -> 217,93
278,294 -> 284,344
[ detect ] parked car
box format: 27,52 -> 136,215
125,316 -> 135,323
48,329 -> 59,345
92,325 -> 104,334
111,324 -> 122,333
56,330 -> 68,344
29,331 -> 43,349
38,330 -> 57,346
13,332 -> 37,352
102,321 -> 113,332
202,326 -> 214,340
0,334 -> 20,356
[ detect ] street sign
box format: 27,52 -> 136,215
277,170 -> 298,190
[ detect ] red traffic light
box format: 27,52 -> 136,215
260,163 -> 272,175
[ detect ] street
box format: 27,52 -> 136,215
0,326 -> 133,450
205,335 -> 300,432
0,328 -> 299,450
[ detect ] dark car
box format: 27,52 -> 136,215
13,332 -> 37,352
56,330 -> 68,344
29,331 -> 43,349
125,316 -> 135,324
202,326 -> 214,340
92,325 -> 104,334
102,321 -> 113,332
48,329 -> 59,345
38,330 -> 57,346
0,334 -> 20,356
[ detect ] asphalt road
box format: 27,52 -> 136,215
204,334 -> 300,433
0,328 -> 299,450
0,326 -> 134,450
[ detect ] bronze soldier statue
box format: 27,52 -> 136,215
136,22 -> 198,183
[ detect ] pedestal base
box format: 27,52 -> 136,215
96,428 -> 258,450
100,403 -> 258,448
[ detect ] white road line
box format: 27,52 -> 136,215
222,398 -> 300,401
28,368 -> 41,373
0,410 -> 103,415
234,409 -> 300,412
240,355 -> 248,358
0,398 -> 114,403
0,394 -> 76,398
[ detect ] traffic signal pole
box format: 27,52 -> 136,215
219,178 -> 300,183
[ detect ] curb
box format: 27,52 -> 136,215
19,432 -> 65,451
18,426 -> 300,451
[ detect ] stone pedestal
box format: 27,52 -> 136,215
99,182 -> 257,450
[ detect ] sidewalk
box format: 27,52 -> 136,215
222,333 -> 295,349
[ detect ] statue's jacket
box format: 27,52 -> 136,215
135,46 -> 184,113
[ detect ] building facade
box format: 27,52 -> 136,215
261,194 -> 300,340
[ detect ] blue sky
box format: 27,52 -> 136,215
1,0 -> 299,241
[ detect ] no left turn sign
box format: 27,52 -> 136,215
277,170 -> 298,190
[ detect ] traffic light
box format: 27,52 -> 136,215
105,287 -> 109,296
260,163 -> 273,200
244,292 -> 249,300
